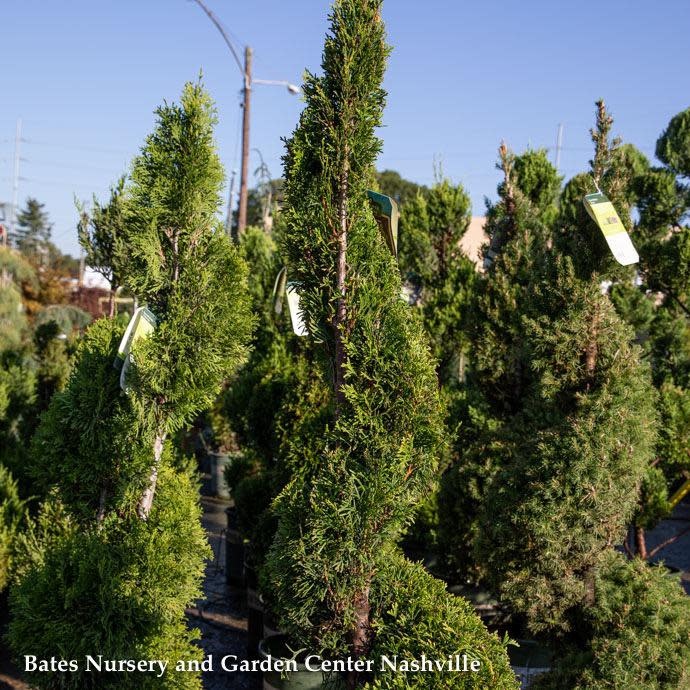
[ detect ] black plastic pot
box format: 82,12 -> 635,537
246,560 -> 264,658
225,507 -> 245,589
259,634 -> 345,690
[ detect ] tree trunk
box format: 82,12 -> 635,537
96,487 -> 108,525
635,525 -> 648,560
108,290 -> 115,318
585,303 -> 600,378
137,432 -> 166,520
347,585 -> 372,689
333,154 -> 349,413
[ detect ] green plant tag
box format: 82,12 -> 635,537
367,189 -> 399,257
114,306 -> 157,391
583,192 -> 639,266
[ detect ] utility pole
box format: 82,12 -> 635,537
238,46 -> 252,238
11,118 -> 22,244
555,122 -> 564,172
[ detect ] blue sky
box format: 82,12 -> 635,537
2,0 -> 689,257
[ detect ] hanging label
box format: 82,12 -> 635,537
583,192 -> 639,266
286,282 -> 308,337
367,190 -> 399,257
114,306 -> 157,391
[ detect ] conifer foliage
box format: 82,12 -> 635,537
266,2 -> 516,688
8,81 -> 252,689
473,107 -> 657,635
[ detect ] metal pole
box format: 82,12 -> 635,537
11,118 -> 22,242
237,46 -> 252,238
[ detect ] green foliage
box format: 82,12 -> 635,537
555,102 -> 635,281
449,105 -> 658,648
476,264 -> 656,634
28,317 -> 153,521
14,197 -> 52,256
656,107 -> 690,178
365,550 -> 518,689
401,177 -> 475,383
511,148 -> 562,225
375,169 -> 426,207
77,177 -> 128,289
0,282 -> 29,353
265,4 -> 513,684
8,464 -> 209,690
0,353 -> 37,486
119,81 -> 253,434
0,465 -> 25,592
35,304 -> 92,335
9,80 -> 251,689
532,552 -> 690,690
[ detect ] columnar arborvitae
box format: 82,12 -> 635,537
8,81 -> 253,689
265,3 -> 516,688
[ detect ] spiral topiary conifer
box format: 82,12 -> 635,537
264,2 -> 516,688
8,80 -> 253,689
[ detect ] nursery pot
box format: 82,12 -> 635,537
246,560 -> 264,658
508,639 -> 551,688
225,507 -> 245,589
259,634 -> 344,690
209,452 -> 231,499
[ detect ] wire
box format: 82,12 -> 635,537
23,159 -> 124,175
189,0 -> 244,76
22,139 -> 130,156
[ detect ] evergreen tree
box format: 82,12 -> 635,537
436,146 -> 557,582
472,105 -> 656,634
8,80 -> 253,689
77,177 -> 128,317
621,107 -> 690,557
462,103 -> 690,688
14,198 -> 52,257
264,3 -> 516,688
401,175 -> 475,383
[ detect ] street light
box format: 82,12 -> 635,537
190,0 -> 300,240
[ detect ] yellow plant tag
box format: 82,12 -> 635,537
583,192 -> 639,266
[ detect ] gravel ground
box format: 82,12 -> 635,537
187,491 -> 260,690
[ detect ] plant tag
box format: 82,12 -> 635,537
114,306 -> 157,391
272,266 -> 287,315
367,190 -> 399,257
583,192 -> 639,266
286,282 -> 308,337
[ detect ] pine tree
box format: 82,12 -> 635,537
8,80 -> 253,689
14,198 -> 52,257
264,3 -> 516,688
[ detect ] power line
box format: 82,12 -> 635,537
22,139 -> 131,156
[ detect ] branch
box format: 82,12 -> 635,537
647,524 -> 690,560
